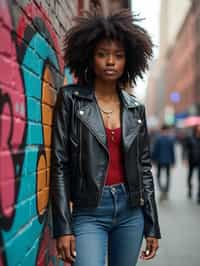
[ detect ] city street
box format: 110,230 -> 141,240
1,1 -> 200,265
138,144 -> 200,266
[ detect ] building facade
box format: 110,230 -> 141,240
159,0 -> 191,59
165,0 -> 200,120
146,0 -> 192,124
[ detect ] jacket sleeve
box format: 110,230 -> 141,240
50,87 -> 73,238
140,105 -> 161,239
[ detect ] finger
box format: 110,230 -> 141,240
146,240 -> 152,251
57,250 -> 65,261
140,241 -> 151,260
56,246 -> 63,260
70,238 -> 76,258
140,250 -> 146,260
140,240 -> 158,260
57,253 -> 62,260
140,248 -> 151,259
64,246 -> 76,263
61,249 -> 67,261
142,248 -> 157,260
141,243 -> 159,261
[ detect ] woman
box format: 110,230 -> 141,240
152,124 -> 175,200
51,9 -> 161,266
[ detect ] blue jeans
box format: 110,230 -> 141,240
72,183 -> 144,266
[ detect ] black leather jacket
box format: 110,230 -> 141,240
51,84 -> 161,239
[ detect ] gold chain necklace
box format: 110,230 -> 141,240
99,107 -> 113,118
95,95 -> 120,118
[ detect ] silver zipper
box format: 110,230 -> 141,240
97,152 -> 110,205
96,127 -> 110,205
78,102 -> 83,191
137,135 -> 144,206
79,122 -> 83,175
94,98 -> 110,205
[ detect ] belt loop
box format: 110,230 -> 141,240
120,183 -> 127,194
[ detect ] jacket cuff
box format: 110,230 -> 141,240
144,229 -> 161,239
52,217 -> 73,238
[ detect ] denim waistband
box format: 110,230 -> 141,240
103,183 -> 127,194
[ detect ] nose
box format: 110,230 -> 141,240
106,54 -> 115,65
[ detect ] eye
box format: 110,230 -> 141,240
116,53 -> 125,59
96,51 -> 107,58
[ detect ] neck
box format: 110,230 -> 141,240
94,79 -> 118,100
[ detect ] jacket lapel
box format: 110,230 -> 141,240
76,100 -> 108,150
121,107 -> 141,152
119,90 -> 142,153
73,86 -> 142,153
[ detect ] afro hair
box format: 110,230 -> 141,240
63,9 -> 153,87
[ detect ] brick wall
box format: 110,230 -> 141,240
165,4 -> 196,116
0,0 -> 77,265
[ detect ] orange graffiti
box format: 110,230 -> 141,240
37,65 -> 56,216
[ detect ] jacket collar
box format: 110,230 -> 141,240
71,84 -> 94,100
118,89 -> 141,109
74,84 -> 142,153
71,84 -> 141,108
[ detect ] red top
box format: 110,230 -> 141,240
105,127 -> 125,185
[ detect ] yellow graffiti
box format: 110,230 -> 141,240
37,66 -> 55,216
64,76 -> 68,85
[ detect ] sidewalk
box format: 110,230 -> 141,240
138,144 -> 200,266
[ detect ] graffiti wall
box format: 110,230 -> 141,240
0,0 -> 76,265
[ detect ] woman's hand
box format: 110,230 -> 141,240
56,235 -> 76,263
140,237 -> 159,260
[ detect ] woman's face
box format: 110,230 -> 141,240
93,39 -> 126,83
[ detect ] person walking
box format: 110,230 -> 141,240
51,9 -> 161,266
183,125 -> 200,203
152,125 -> 175,200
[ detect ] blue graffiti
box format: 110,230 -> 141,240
64,68 -> 73,84
1,32 -> 59,266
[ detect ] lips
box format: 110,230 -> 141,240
104,69 -> 117,75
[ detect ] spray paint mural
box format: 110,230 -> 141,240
0,1 -> 74,265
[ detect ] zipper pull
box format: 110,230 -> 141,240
140,197 -> 144,206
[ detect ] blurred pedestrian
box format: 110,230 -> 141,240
183,125 -> 200,203
148,128 -> 159,158
152,125 -> 175,200
51,9 -> 161,266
